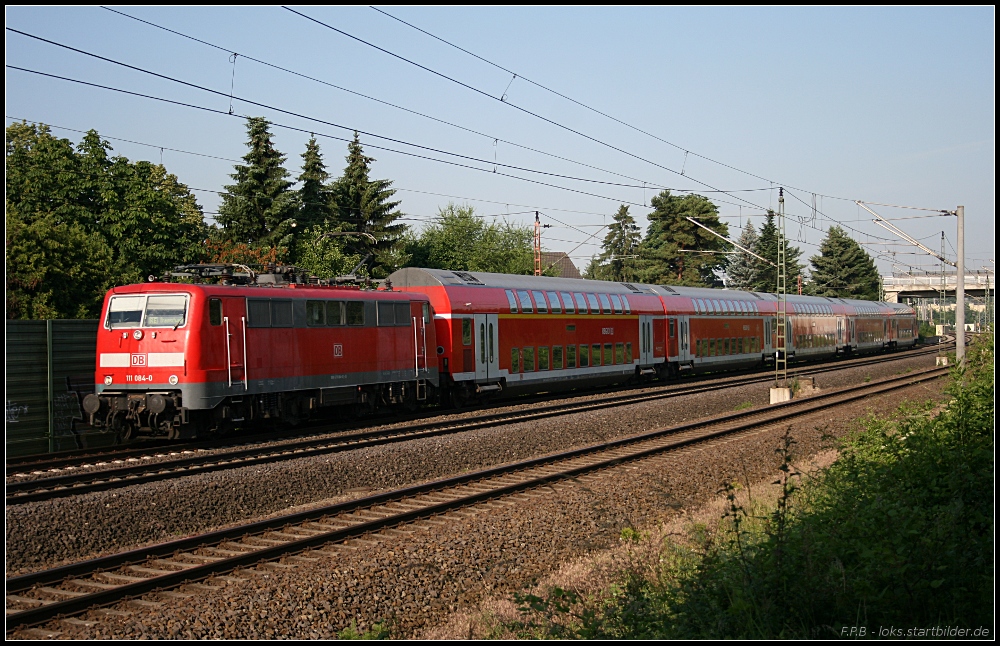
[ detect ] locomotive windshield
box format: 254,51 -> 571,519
106,294 -> 188,329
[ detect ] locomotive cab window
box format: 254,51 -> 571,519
106,295 -> 145,328
208,298 -> 223,326
377,302 -> 395,327
143,295 -> 188,328
422,302 -> 431,324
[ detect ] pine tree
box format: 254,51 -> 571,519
752,210 -> 805,293
330,132 -> 407,278
593,204 -> 642,282
216,117 -> 296,249
726,222 -> 760,291
808,226 -> 881,300
639,191 -> 730,287
296,137 -> 331,232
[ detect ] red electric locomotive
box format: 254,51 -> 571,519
83,266 -> 437,439
84,264 -> 916,440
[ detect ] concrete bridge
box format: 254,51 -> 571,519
882,270 -> 994,303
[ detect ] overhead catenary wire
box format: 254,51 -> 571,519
282,7 -> 771,213
366,5 -> 881,207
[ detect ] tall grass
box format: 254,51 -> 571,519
509,334 -> 994,638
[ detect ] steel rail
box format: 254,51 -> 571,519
5,347 -> 942,505
6,366 -> 946,630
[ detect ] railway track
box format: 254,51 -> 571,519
5,346 -> 945,506
8,343 -> 946,476
5,365 -> 947,632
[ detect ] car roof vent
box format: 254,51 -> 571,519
620,282 -> 642,292
658,285 -> 678,294
451,271 -> 484,285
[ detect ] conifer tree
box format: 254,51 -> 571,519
639,191 -> 729,287
726,222 -> 760,291
330,132 -> 407,278
593,204 -> 642,282
808,226 -> 881,300
752,210 -> 804,293
296,136 -> 331,232
216,117 -> 296,249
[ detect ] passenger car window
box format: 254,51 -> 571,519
532,291 -> 548,314
573,293 -> 588,313
610,294 -> 623,314
517,290 -> 533,313
598,294 -> 613,314
462,319 -> 472,345
621,295 -> 631,314
505,290 -> 519,313
546,291 -> 561,314
560,292 -> 575,314
586,293 -> 600,313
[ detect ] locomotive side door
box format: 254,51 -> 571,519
639,314 -> 655,365
224,297 -> 247,390
473,313 -> 499,381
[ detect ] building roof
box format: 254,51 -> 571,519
540,252 -> 582,279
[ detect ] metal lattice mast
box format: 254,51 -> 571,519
940,232 -> 946,324
534,212 -> 542,276
775,188 -> 787,386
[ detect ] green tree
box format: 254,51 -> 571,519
807,226 -> 881,300
5,121 -> 207,317
725,222 -> 760,291
330,132 -> 407,278
592,205 -> 642,282
215,117 -> 296,251
6,210 -> 113,319
405,203 -> 535,274
639,191 -> 730,287
752,210 -> 805,293
293,222 -> 363,279
296,136 -> 332,233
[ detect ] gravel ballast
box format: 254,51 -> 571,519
9,375 -> 946,640
5,352 -> 937,578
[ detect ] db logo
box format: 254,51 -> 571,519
131,354 -> 147,366
333,344 -> 343,358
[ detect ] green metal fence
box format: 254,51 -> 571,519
6,320 -> 117,457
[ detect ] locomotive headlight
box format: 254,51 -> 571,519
133,329 -> 143,340
168,374 -> 179,386
104,375 -> 113,385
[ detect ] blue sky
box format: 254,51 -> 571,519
5,6 -> 995,275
